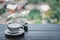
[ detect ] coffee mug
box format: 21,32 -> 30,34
8,23 -> 21,33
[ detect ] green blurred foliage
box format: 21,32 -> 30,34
43,0 -> 60,23
0,8 -> 6,15
27,0 -> 41,4
27,0 -> 60,24
33,19 -> 41,24
28,9 -> 41,20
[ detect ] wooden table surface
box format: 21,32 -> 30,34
0,24 -> 60,40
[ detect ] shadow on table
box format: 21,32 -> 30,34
5,33 -> 25,40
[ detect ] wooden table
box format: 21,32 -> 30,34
0,24 -> 60,40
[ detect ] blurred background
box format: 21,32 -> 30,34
0,0 -> 60,24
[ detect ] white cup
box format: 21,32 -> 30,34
8,23 -> 21,33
